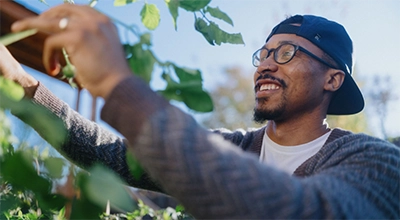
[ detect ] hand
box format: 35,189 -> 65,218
12,4 -> 132,99
0,44 -> 39,98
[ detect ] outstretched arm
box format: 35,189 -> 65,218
0,44 -> 161,191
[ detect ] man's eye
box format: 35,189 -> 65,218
282,51 -> 293,57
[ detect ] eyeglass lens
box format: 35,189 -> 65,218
253,44 -> 297,67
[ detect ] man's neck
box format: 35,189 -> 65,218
265,115 -> 330,146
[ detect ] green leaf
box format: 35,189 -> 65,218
140,33 -> 152,46
0,110 -> 15,156
35,193 -> 66,211
160,82 -> 213,112
126,149 -> 144,180
114,0 -> 136,7
140,3 -> 161,30
70,191 -> 103,219
158,73 -> 185,102
0,151 -> 51,194
175,204 -> 185,212
195,19 -> 244,46
126,44 -> 156,84
159,65 -> 213,112
179,0 -> 211,11
43,157 -> 66,179
82,164 -> 136,212
0,90 -> 67,148
205,6 -> 234,26
173,65 -> 202,83
165,0 -> 179,30
0,195 -> 22,216
194,18 -> 214,45
182,89 -> 213,112
225,32 -> 245,45
0,76 -> 24,101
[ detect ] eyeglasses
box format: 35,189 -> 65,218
252,43 -> 336,69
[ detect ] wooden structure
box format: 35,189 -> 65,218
0,1 -> 48,74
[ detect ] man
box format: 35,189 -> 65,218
1,4 -> 399,219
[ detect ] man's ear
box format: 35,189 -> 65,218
324,69 -> 345,92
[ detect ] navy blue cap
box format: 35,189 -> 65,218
266,15 -> 364,115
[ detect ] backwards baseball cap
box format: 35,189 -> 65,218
266,15 -> 364,115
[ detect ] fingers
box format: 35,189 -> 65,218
11,4 -> 99,34
42,31 -> 77,76
9,3 -> 130,98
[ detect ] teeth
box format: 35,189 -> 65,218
260,84 -> 280,91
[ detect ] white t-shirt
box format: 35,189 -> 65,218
259,130 -> 332,174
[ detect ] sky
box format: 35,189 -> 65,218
11,0 -> 400,140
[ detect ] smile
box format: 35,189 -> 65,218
260,83 -> 280,91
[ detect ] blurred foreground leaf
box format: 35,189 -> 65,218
0,76 -> 24,101
0,88 -> 67,148
79,164 -> 136,213
126,149 -> 144,180
0,151 -> 50,193
43,157 -> 66,179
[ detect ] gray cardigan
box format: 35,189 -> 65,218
30,77 -> 399,219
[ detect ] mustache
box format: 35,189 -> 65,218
254,73 -> 287,90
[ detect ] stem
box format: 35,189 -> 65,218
62,48 -> 72,66
199,11 -> 211,23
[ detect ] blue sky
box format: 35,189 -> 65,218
13,0 -> 400,139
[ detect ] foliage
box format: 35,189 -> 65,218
114,0 -> 244,112
0,104 -> 191,219
0,126 -> 192,219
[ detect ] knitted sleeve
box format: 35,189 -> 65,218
29,83 -> 162,191
101,76 -> 400,219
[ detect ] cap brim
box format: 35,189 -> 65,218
327,72 -> 364,115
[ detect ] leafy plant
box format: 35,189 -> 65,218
114,0 -> 244,112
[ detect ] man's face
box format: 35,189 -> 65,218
253,34 -> 328,123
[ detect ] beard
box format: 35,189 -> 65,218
252,73 -> 288,124
252,97 -> 286,124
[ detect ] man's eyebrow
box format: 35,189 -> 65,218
263,40 -> 296,49
278,40 -> 296,45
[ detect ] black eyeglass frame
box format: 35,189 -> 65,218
252,43 -> 337,69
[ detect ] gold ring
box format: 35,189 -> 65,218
59,17 -> 69,30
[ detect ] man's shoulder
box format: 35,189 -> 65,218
297,128 -> 400,176
327,128 -> 399,156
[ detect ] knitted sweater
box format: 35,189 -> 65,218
30,77 -> 399,219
